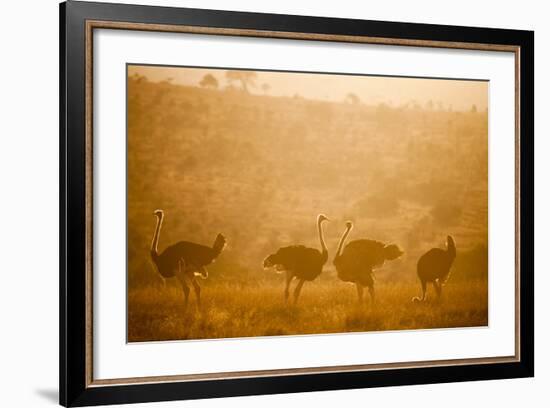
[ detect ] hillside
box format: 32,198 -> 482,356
127,74 -> 488,288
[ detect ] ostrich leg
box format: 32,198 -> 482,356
176,259 -> 190,310
368,286 -> 375,304
293,279 -> 305,304
284,271 -> 293,302
420,279 -> 427,301
190,275 -> 202,308
355,283 -> 364,303
433,280 -> 442,299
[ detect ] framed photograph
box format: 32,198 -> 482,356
60,1 -> 534,406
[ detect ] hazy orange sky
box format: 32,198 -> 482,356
128,65 -> 488,111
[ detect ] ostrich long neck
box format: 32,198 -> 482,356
447,238 -> 456,261
335,226 -> 352,260
318,219 -> 328,257
151,214 -> 163,255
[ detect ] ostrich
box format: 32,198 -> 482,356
333,221 -> 403,303
412,235 -> 456,302
263,214 -> 329,304
150,209 -> 226,309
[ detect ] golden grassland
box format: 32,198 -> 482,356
127,278 -> 488,342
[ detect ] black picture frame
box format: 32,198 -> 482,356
60,1 -> 534,406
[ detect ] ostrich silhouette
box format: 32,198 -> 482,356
412,235 -> 456,302
150,209 -> 226,309
263,214 -> 329,304
333,221 -> 403,303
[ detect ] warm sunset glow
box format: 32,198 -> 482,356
127,65 -> 488,342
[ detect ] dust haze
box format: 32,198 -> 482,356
127,65 -> 488,342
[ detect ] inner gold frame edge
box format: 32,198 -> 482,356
84,19 -> 521,388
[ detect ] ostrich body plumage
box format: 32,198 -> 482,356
335,239 -> 385,286
263,214 -> 329,303
333,221 -> 403,303
263,245 -> 327,282
413,236 -> 456,302
152,238 -> 225,278
334,239 -> 403,287
417,236 -> 456,284
149,209 -> 226,310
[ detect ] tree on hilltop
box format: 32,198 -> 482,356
199,73 -> 219,89
225,70 -> 257,93
345,93 -> 361,105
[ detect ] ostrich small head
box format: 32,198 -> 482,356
446,235 -> 456,259
345,221 -> 353,229
383,244 -> 404,261
153,209 -> 164,218
263,253 -> 285,270
212,233 -> 227,254
317,214 -> 330,223
263,254 -> 276,269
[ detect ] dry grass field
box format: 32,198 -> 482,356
128,278 -> 488,342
